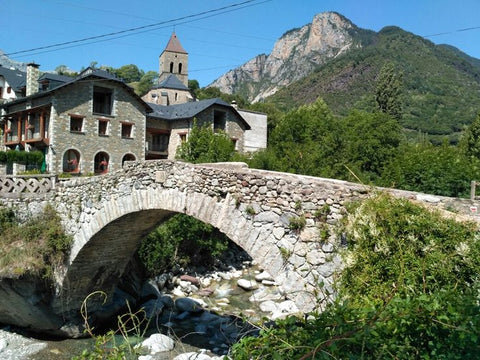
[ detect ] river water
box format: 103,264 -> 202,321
3,264 -> 278,359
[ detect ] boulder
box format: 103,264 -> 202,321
237,279 -> 259,291
140,333 -> 175,354
175,297 -> 204,313
173,352 -> 213,360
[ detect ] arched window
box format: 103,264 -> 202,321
169,62 -> 174,73
94,151 -> 109,175
178,63 -> 183,74
122,153 -> 136,167
63,149 -> 80,173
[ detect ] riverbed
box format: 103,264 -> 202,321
0,262 -> 290,359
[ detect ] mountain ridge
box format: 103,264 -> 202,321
209,12 -> 480,138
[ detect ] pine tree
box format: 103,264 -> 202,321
375,62 -> 403,120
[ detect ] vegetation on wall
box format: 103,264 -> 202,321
231,194 -> 480,359
0,205 -> 72,278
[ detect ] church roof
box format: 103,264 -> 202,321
153,74 -> 189,91
164,32 -> 187,54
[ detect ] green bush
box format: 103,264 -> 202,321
0,204 -> 72,277
231,194 -> 480,359
0,150 -> 44,166
137,214 -> 229,276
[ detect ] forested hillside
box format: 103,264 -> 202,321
268,26 -> 480,140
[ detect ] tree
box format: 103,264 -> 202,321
341,110 -> 402,181
380,141 -> 480,197
176,120 -> 235,163
262,98 -> 346,178
114,64 -> 144,83
134,71 -> 158,96
460,113 -> 480,158
375,62 -> 403,120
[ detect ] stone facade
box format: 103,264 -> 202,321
50,79 -> 147,174
1,68 -> 150,175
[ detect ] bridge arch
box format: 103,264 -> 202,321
57,185 -> 291,316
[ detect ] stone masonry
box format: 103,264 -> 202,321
1,160 -> 479,335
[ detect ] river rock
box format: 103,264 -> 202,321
175,297 -> 204,313
237,279 -> 259,291
180,274 -> 201,286
142,299 -> 164,318
140,333 -> 175,354
173,352 -> 213,360
254,271 -> 273,282
249,287 -> 283,302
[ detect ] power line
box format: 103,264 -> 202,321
5,0 -> 271,57
424,26 -> 480,38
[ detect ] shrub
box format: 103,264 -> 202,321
231,194 -> 480,359
0,204 -> 72,277
137,214 -> 229,276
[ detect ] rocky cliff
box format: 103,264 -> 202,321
209,12 -> 366,102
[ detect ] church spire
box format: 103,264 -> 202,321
164,31 -> 187,54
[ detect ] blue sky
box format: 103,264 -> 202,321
2,0 -> 480,87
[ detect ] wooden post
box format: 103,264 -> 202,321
471,180 -> 476,201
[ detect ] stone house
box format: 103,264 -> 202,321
146,98 -> 251,159
143,32 -> 267,159
0,66 -> 151,174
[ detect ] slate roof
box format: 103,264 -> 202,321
147,98 -> 251,129
1,67 -> 152,113
38,72 -> 74,83
0,65 -> 26,90
152,74 -> 189,91
164,32 -> 187,54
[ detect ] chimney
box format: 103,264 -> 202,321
231,100 -> 238,109
26,62 -> 40,96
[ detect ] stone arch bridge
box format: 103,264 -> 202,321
0,160 -> 478,334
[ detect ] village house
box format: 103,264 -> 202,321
143,32 -> 267,159
0,32 -> 267,173
0,65 -> 151,174
0,65 -> 27,102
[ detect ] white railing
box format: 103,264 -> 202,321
0,175 -> 56,196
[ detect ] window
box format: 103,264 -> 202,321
169,62 -> 174,73
179,133 -> 187,143
178,63 -> 183,74
121,123 -> 133,139
70,115 -> 84,132
214,110 -> 226,132
0,87 -> 3,98
152,134 -> 169,152
122,153 -> 136,166
7,87 -> 11,94
63,149 -> 80,173
93,86 -> 113,115
94,152 -> 109,175
98,119 -> 109,136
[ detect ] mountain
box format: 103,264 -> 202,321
210,12 -> 374,103
0,50 -> 26,71
210,12 -> 480,139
